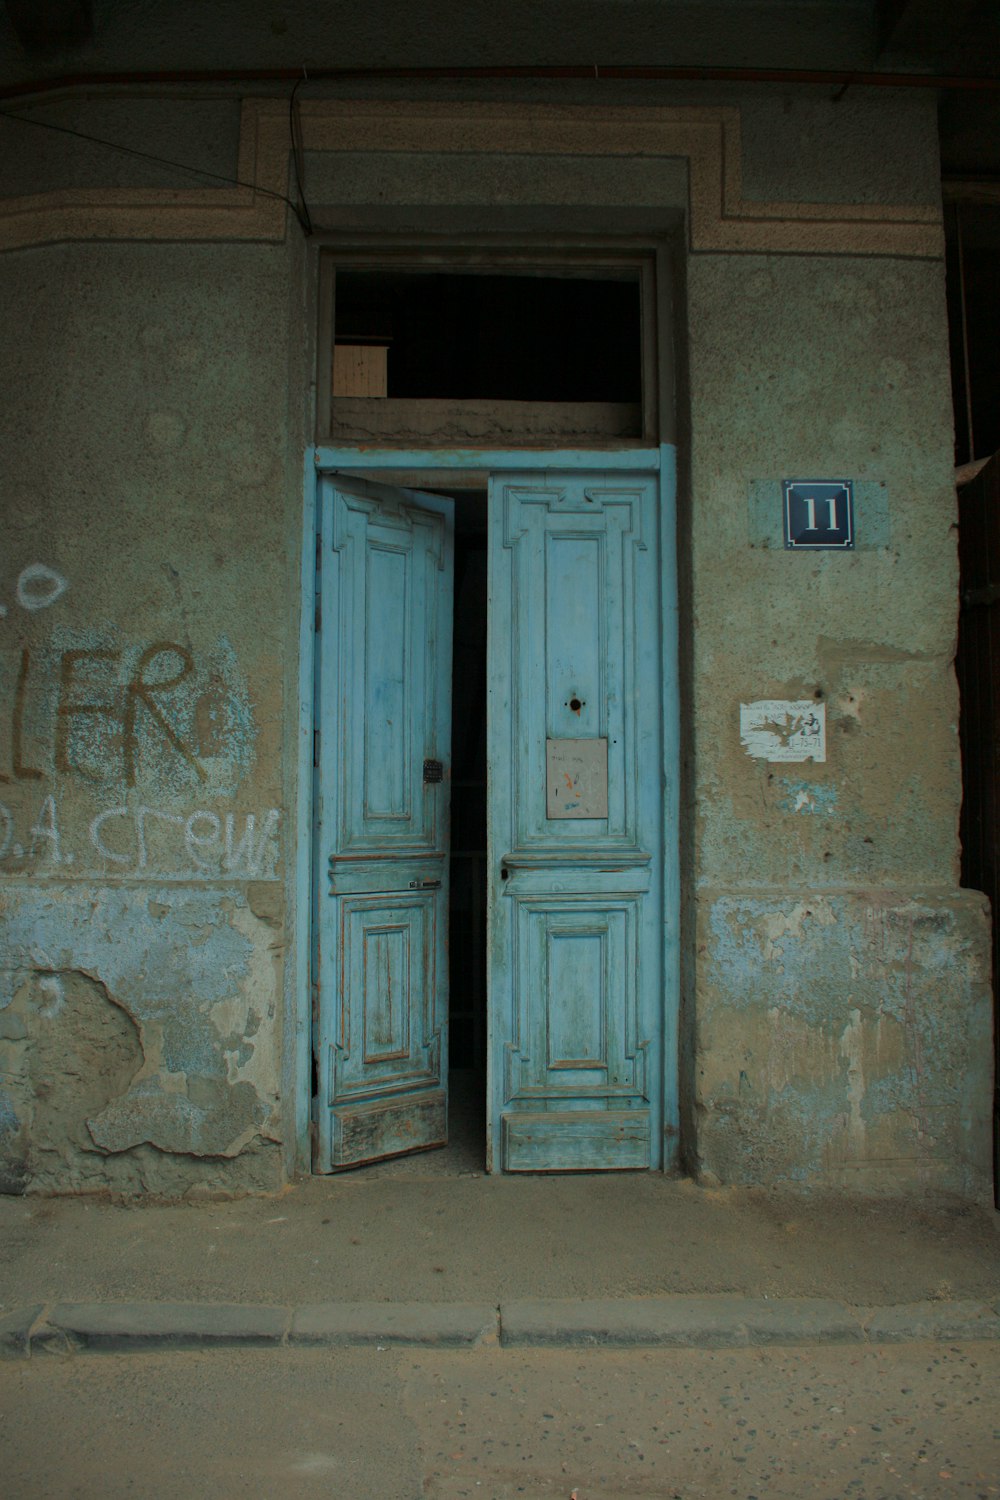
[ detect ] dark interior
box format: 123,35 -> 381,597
946,204 -> 1000,467
448,494 -> 489,1142
334,270 -> 642,403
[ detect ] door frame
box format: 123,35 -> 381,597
293,444 -> 680,1174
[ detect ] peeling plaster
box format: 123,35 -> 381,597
839,1006 -> 866,1156
0,885 -> 280,1188
778,779 -> 838,816
696,891 -> 992,1196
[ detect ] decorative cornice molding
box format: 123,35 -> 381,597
0,98 -> 943,257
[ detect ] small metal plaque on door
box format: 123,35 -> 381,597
423,759 -> 444,784
546,738 -> 609,819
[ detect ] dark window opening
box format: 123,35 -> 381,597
334,270 -> 642,405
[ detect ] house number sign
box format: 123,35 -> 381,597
783,480 -> 854,550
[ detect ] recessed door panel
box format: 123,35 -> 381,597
496,478 -> 649,853
504,893 -> 648,1103
363,543 -> 410,820
334,892 -> 442,1098
331,485 -> 449,858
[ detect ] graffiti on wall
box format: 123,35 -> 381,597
0,563 -> 69,618
0,795 -> 280,879
1,637 -> 256,793
1,563 -> 279,880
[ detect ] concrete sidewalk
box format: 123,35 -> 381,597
2,1170 -> 999,1355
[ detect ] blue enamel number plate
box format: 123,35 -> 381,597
783,480 -> 854,550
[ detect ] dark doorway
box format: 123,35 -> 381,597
448,494 -> 489,1160
956,453 -> 1000,1207
946,204 -> 1000,468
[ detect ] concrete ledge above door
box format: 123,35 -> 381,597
0,99 -> 943,256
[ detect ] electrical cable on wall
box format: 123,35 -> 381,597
289,72 -> 314,237
0,96 -> 315,235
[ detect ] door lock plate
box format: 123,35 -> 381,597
423,759 -> 444,783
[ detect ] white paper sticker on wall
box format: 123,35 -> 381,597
740,700 -> 826,763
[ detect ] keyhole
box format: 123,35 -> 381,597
567,696 -> 584,715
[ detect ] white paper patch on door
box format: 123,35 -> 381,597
740,701 -> 826,763
546,738 -> 609,818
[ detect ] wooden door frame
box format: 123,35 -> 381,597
293,445 -> 680,1175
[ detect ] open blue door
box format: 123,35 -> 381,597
487,469 -> 663,1171
314,476 -> 453,1171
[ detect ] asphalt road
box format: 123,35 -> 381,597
3,1340 -> 998,1499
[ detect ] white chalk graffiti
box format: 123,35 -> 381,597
0,795 -> 280,880
89,804 -> 279,876
16,564 -> 69,613
0,563 -> 69,619
29,794 -> 61,863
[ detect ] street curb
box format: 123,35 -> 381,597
46,1302 -> 292,1351
3,1295 -> 1000,1357
862,1300 -> 1000,1343
499,1295 -> 1000,1347
290,1302 -> 499,1347
500,1296 -> 865,1348
0,1305 -> 44,1359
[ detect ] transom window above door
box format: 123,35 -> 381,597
316,250 -> 659,446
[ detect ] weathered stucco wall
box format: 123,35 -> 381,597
696,892 -> 990,1193
685,246 -> 993,1197
0,73 -> 990,1197
0,237 -> 305,1194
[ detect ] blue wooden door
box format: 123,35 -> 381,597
487,470 -> 663,1171
314,476 -> 453,1171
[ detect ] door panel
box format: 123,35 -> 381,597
487,471 -> 662,1171
314,476 -> 453,1172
